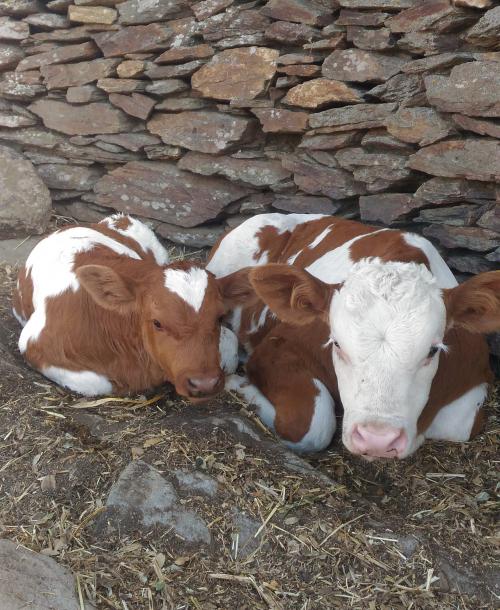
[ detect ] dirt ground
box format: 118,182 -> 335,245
0,263 -> 498,610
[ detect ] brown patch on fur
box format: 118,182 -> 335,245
12,267 -> 34,323
350,230 -> 430,268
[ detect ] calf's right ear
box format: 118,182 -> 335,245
250,264 -> 333,326
76,264 -> 136,312
217,267 -> 259,309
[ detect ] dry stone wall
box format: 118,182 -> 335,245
0,2 -> 498,281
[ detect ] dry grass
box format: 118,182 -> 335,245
0,263 -> 498,610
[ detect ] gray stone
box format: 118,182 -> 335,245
386,1 -> 475,34
322,49 -> 406,83
309,103 -> 397,130
0,146 -> 52,237
0,70 -> 45,100
359,193 -> 422,224
336,147 -> 412,192
16,41 -> 98,72
273,194 -> 339,214
423,224 -> 500,252
0,235 -> 42,266
155,221 -> 225,247
385,107 -> 454,146
231,510 -> 262,560
118,0 -> 187,25
0,16 -> 30,40
401,52 -> 474,74
465,6 -> 500,47
447,253 -> 498,275
97,460 -> 211,544
397,31 -> 459,55
145,78 -> 188,96
37,163 -> 104,191
92,23 -> 172,57
0,0 -> 43,17
415,204 -> 482,226
24,12 -> 70,29
367,73 -> 424,105
347,26 -> 395,50
0,43 -> 24,71
0,539 -> 95,610
41,58 -> 120,89
414,177 -> 497,206
173,469 -> 218,496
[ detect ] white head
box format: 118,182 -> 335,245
250,261 -> 500,459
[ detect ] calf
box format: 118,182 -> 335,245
207,213 -> 499,458
13,214 -> 242,399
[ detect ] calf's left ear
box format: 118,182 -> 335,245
444,270 -> 500,333
217,267 -> 259,309
76,264 -> 137,312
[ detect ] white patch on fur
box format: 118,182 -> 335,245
248,306 -> 269,334
225,374 -> 276,431
306,229 -> 390,284
164,267 -> 208,312
228,306 -> 242,335
219,326 -> 238,374
308,224 -> 333,250
286,379 -> 336,453
403,232 -> 457,289
42,366 -> 113,396
425,383 -> 488,442
287,249 -> 302,265
19,227 -> 140,354
330,259 -> 448,458
207,213 -> 326,278
101,214 -> 169,266
12,307 -> 26,327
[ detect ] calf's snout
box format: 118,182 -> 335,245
351,423 -> 407,458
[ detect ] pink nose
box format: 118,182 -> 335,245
187,374 -> 222,396
351,423 -> 407,458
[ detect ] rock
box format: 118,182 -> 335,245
24,13 -> 71,29
299,130 -> 360,150
29,99 -> 135,135
191,0 -> 234,21
0,126 -> 63,148
178,151 -> 291,187
423,224 -> 500,252
425,62 -> 500,117
414,177 -> 497,206
361,128 -> 414,152
67,84 -> 105,103
303,33 -> 346,51
0,145 -> 51,237
347,26 -> 395,50
385,107 -> 454,146
97,132 -> 160,151
69,5 -> 117,24
173,469 -> 218,496
264,21 -> 320,45
398,31 -> 460,55
116,59 -> 144,78
37,163 -> 103,190
231,510 -> 263,560
283,154 -> 366,199
408,139 -> 500,182
261,0 -> 334,26
96,77 -> 145,93
0,70 -> 45,99
486,248 -> 500,262
386,1 -> 476,33
109,91 -> 155,119
452,114 -> 500,139
156,44 -> 214,64
118,0 -> 187,25
199,9 -> 271,45
95,460 -> 211,544
251,108 -> 308,133
277,64 -> 321,77
309,102 -> 397,130
147,110 -> 255,153
338,0 -> 418,6
447,253 -> 498,275
455,0 -> 492,6
92,24 -> 172,57
336,147 -> 412,192
145,78 -> 188,96
0,109 -> 35,127
156,221 -> 225,247
0,0 -> 43,16
192,47 -> 278,101
415,204 -> 482,226
465,6 -> 500,47
155,97 -> 209,112
367,72 -> 424,105
359,193 -> 421,224
322,49 -> 406,83
0,43 -> 24,71
16,40 -> 98,72
402,52 -> 474,74
144,144 -> 183,159
273,194 -> 339,214
94,160 -> 251,226
0,539 -> 95,610
284,78 -> 362,109
477,206 -> 500,232
0,16 -> 30,40
336,9 -> 390,26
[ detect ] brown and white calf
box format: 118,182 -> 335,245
207,213 -> 499,458
13,214 -> 242,399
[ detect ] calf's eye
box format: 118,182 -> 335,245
428,345 -> 439,358
153,319 -> 163,330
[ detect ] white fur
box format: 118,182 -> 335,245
207,213 -> 326,278
12,307 -> 26,327
330,260 -> 448,458
308,225 -> 333,250
100,214 -> 169,266
164,267 -> 208,313
219,327 -> 238,374
227,306 -> 242,335
248,305 -> 269,335
286,379 -> 336,453
306,229 -> 390,284
403,233 -> 457,289
225,374 -> 276,431
19,227 -> 140,354
425,383 -> 488,442
42,366 -> 113,396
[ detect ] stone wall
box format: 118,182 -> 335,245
0,2 -> 499,300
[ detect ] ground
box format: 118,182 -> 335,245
0,261 -> 498,610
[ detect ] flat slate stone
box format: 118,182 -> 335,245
252,107 -> 308,133
41,58 -> 120,89
118,0 -> 187,25
466,6 -> 500,47
147,110 -> 255,153
414,177 -> 496,206
264,20 -> 321,45
0,43 -> 24,71
36,163 -> 103,190
386,1 -> 475,34
322,49 -> 407,83
385,106 -> 454,146
68,5 -> 117,24
452,114 -> 500,139
425,62 -> 500,117
273,194 -> 339,214
423,224 -> 500,252
156,221 -> 225,247
109,92 -> 155,119
415,204 -> 481,227
192,46 -> 278,101
92,23 -> 172,57
16,40 -> 98,72
0,145 -> 51,237
360,193 -> 422,224
261,0 -> 333,26
309,102 -> 397,129
156,44 -> 214,64
24,13 -> 71,29
94,160 -> 251,226
408,139 -> 500,182
284,78 -> 362,109
29,99 -> 135,135
0,16 -> 30,40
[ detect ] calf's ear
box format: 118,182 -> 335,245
250,264 -> 333,326
217,267 -> 259,309
76,264 -> 136,312
444,270 -> 500,333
